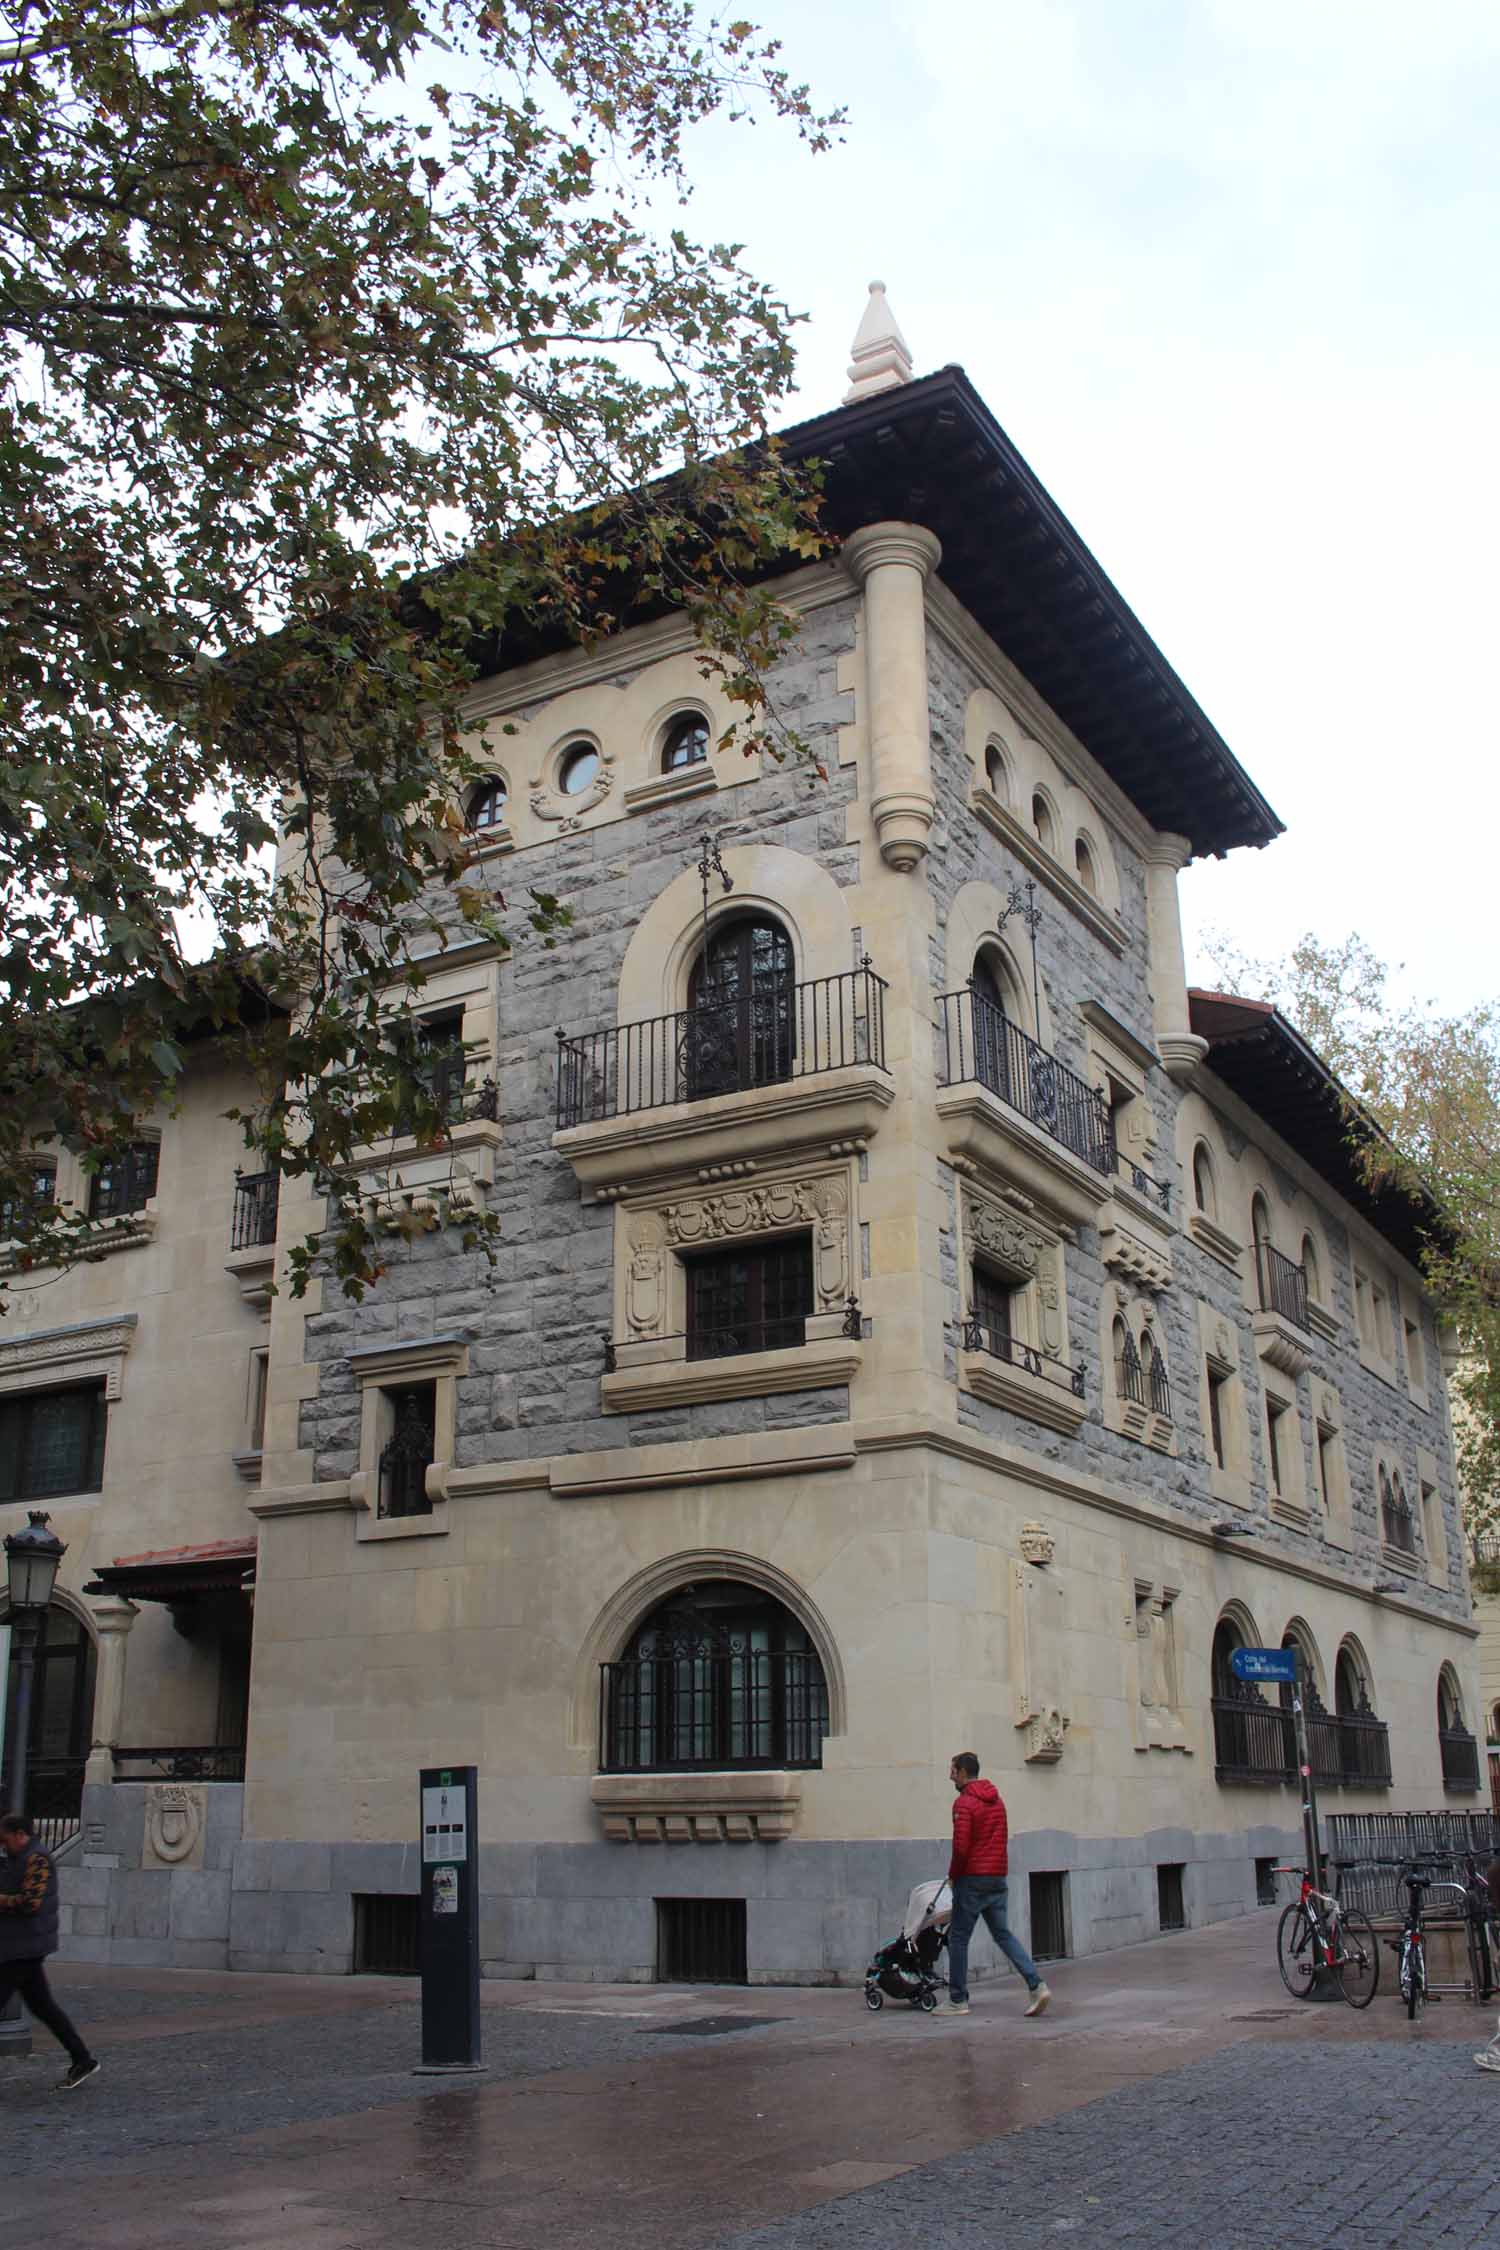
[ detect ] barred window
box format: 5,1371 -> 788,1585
600,1581 -> 828,1773
686,1237 -> 811,1361
0,1385 -> 107,1503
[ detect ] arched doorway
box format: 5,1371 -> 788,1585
1,1602 -> 96,1829
600,1579 -> 828,1774
1211,1611 -> 1285,1785
683,915 -> 795,1099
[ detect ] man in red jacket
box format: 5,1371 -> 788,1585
945,1751 -> 1049,2016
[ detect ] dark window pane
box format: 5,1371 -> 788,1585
89,1140 -> 158,1220
379,1385 -> 436,1518
0,1386 -> 106,1503
972,1263 -> 1013,1354
686,1237 -> 811,1360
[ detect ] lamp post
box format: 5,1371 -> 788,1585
0,1510 -> 66,2059
3,1510 -> 66,1818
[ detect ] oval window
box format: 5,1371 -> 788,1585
559,743 -> 600,796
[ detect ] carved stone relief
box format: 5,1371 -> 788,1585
624,1167 -> 854,1339
963,1191 -> 1046,1278
625,1213 -> 666,1335
1010,1558 -> 1070,1764
142,1782 -> 207,1870
1019,1521 -> 1055,1566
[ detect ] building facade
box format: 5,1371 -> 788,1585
4,305 -> 1486,1982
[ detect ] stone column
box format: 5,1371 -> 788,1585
843,521 -> 942,872
84,1594 -> 138,1784
1144,833 -> 1208,1084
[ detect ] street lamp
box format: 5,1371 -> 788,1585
0,1509 -> 65,2060
3,1509 -> 66,1816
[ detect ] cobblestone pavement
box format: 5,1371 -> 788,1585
2,1920 -> 1497,2248
723,2038 -> 1500,2250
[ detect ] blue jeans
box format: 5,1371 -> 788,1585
947,1875 -> 1041,2004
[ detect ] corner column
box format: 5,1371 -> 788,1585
84,1594 -> 138,1785
843,521 -> 942,872
1144,833 -> 1208,1084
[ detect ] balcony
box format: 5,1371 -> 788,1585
935,988 -> 1113,1225
1252,1241 -> 1315,1381
553,965 -> 893,1194
601,1303 -> 864,1413
957,1316 -> 1087,1436
225,1168 -> 279,1307
1440,1725 -> 1481,1793
1212,1686 -> 1391,1790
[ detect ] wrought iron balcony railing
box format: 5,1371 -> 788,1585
961,1317 -> 1086,1400
599,1644 -> 828,1773
1382,1495 -> 1418,1555
0,1754 -> 86,1850
936,987 -> 1113,1174
556,963 -> 887,1130
230,1169 -> 280,1251
1212,1688 -> 1393,1791
1115,1334 -> 1172,1420
1255,1240 -> 1310,1332
1115,1149 -> 1171,1210
1211,1687 -> 1292,1786
604,1300 -> 862,1373
112,1744 -> 248,1783
1439,1725 -> 1481,1792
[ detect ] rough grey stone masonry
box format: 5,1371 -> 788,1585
299,598 -> 863,1482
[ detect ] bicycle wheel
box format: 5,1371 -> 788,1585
1403,1936 -> 1426,2020
1333,1909 -> 1379,2009
1277,1902 -> 1319,1999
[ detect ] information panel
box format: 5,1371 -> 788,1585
416,1764 -> 482,2074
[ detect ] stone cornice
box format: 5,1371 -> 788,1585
0,1313 -> 139,1399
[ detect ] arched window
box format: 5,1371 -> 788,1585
1437,1665 -> 1479,1788
1,1603 -> 96,1829
1335,1640 -> 1390,1786
1074,835 -> 1098,897
983,742 -> 1008,799
600,1580 -> 829,1773
662,714 -> 709,772
1300,1232 -> 1322,1305
1114,1317 -> 1141,1405
685,915 -> 794,1098
1192,1143 -> 1217,1220
1490,1701 -> 1500,1745
558,741 -> 600,796
1335,1646 -> 1366,1717
1437,1668 -> 1465,1735
1031,790 -> 1055,854
1140,1327 -> 1171,1418
1381,1468 -> 1416,1554
1250,1193 -> 1272,1250
969,948 -> 1022,1099
467,777 -> 508,832
1211,1612 -> 1286,1785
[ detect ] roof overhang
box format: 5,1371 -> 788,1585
85,1537 -> 256,1608
1188,991 -> 1446,1268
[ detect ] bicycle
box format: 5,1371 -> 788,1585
1274,1865 -> 1379,2008
1394,1865 -> 1432,2019
1460,1854 -> 1500,2005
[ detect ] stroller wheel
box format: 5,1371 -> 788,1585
917,1987 -> 939,2013
864,1985 -> 884,2011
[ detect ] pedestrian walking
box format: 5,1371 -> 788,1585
0,1811 -> 100,2089
944,1751 -> 1050,2018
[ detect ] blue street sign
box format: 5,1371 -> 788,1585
1231,1645 -> 1298,1685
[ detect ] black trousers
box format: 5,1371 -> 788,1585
0,1958 -> 92,2066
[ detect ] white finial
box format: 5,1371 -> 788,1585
843,280 -> 914,405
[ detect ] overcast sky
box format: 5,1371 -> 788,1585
685,0 -> 1498,1018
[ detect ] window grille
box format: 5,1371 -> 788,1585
656,1898 -> 747,1984
378,1386 -> 436,1518
686,1236 -> 812,1361
1028,1871 -> 1069,1961
601,1585 -> 828,1773
353,1894 -> 419,1974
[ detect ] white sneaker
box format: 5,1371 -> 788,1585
1024,1982 -> 1051,2017
1474,2015 -> 1500,2073
946,2000 -> 971,2014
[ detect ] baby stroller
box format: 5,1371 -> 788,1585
864,1879 -> 952,2013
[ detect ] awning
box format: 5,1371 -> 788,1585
85,1537 -> 256,1607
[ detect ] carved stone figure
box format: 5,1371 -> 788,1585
1019,1520 -> 1055,1567
626,1218 -> 665,1336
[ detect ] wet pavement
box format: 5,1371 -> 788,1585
2,1914 -> 1496,2246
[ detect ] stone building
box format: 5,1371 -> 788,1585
4,292 -> 1486,1981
